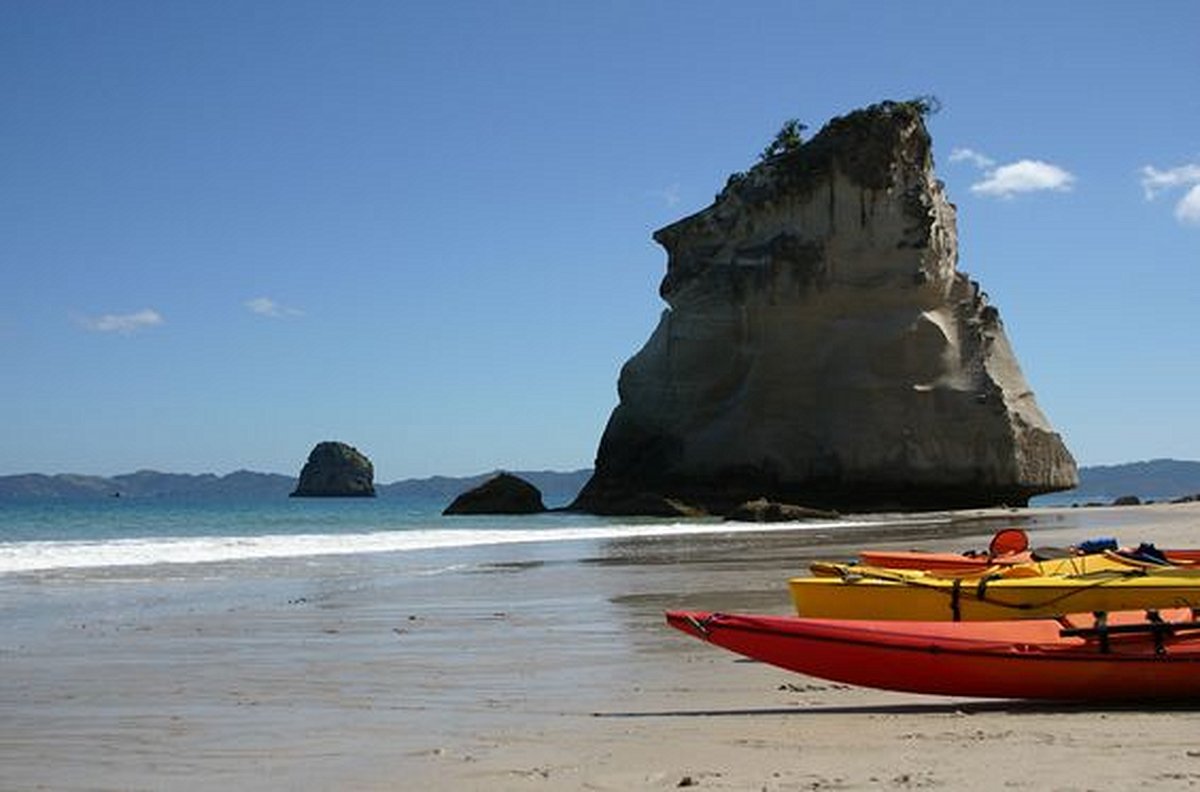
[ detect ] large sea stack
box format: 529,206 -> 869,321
290,441 -> 376,497
573,100 -> 1077,516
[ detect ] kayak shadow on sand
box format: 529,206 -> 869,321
592,699 -> 1200,718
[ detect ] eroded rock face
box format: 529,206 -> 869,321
443,472 -> 547,515
573,101 -> 1077,516
725,498 -> 839,523
290,441 -> 376,497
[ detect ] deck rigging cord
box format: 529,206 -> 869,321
809,561 -> 1197,621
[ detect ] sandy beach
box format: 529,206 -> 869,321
5,503 -> 1200,791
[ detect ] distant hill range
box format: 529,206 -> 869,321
1047,459 -> 1200,504
377,470 -> 592,507
0,468 -> 594,507
0,470 -> 298,501
1,461 -> 1197,507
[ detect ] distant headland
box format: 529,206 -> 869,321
0,467 -> 593,506
0,461 -> 1197,508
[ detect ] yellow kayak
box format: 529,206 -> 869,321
810,551 -> 1166,581
790,561 -> 1200,621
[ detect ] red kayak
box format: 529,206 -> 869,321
666,609 -> 1200,701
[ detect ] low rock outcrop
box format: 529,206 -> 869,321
725,498 -> 839,523
573,100 -> 1078,516
290,441 -> 376,497
443,472 -> 547,515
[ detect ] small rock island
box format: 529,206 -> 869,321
443,473 -> 547,515
573,99 -> 1078,516
290,441 -> 376,498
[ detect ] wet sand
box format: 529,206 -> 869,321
4,503 -> 1200,790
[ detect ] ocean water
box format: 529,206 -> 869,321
0,496 -> 873,577
0,496 -> 890,657
4,494 -> 1190,790
0,496 -> 975,790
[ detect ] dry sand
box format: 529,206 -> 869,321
4,503 -> 1200,790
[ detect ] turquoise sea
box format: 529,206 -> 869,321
0,496 -> 890,662
0,487 -> 1121,580
0,496 -> 883,578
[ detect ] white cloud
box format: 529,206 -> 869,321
1176,184 -> 1200,226
245,296 -> 303,318
970,159 -> 1076,198
1140,163 -> 1200,226
81,308 -> 164,334
649,183 -> 682,208
949,147 -> 995,169
951,147 -> 1075,200
1140,163 -> 1200,199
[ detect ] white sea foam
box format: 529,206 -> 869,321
0,519 -> 890,575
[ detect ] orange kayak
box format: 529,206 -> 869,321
667,609 -> 1200,701
856,549 -> 1031,572
858,548 -> 1200,572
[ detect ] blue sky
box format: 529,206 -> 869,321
2,1 -> 1197,480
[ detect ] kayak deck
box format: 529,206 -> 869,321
790,563 -> 1200,621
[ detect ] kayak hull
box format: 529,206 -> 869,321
667,610 -> 1200,701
